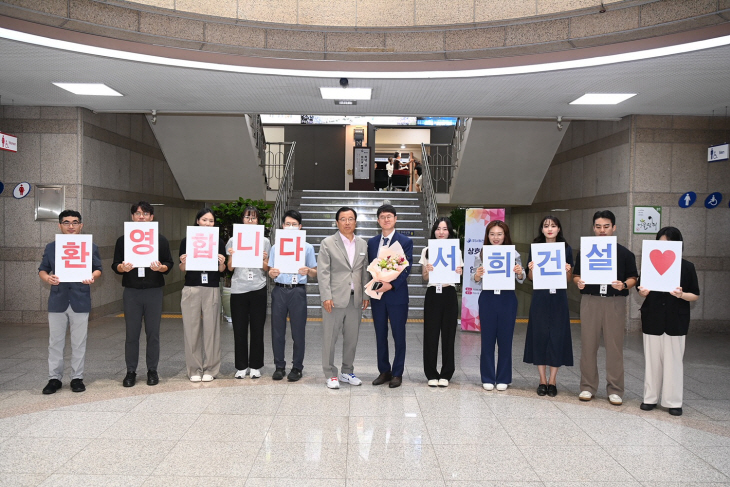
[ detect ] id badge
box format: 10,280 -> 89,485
600,284 -> 608,295
247,270 -> 254,281
138,268 -> 145,277
436,284 -> 442,294
494,289 -> 501,295
201,272 -> 208,284
291,274 -> 297,285
550,289 -> 556,294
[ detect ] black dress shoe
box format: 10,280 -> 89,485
123,371 -> 136,387
70,378 -> 86,393
668,407 -> 683,416
389,376 -> 402,388
372,372 -> 392,386
547,384 -> 558,397
537,384 -> 547,396
42,379 -> 62,395
272,368 -> 286,380
287,368 -> 302,382
147,370 -> 159,386
640,402 -> 657,411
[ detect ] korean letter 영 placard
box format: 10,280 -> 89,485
232,224 -> 266,269
275,229 -> 306,274
481,245 -> 516,291
531,242 -> 567,290
124,222 -> 159,268
640,240 -> 682,293
580,236 -> 617,285
427,239 -> 461,284
185,226 -> 219,271
55,234 -> 93,282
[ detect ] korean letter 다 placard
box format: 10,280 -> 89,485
55,234 -> 93,282
580,236 -> 617,284
427,239 -> 461,284
481,245 -> 516,291
185,226 -> 219,271
640,240 -> 682,292
124,222 -> 159,268
531,242 -> 567,290
274,229 -> 307,274
231,224 -> 265,268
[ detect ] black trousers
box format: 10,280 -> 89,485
123,287 -> 163,373
423,286 -> 458,381
230,286 -> 268,370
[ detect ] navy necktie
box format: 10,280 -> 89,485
383,237 -> 389,246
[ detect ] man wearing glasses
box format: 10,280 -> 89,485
317,207 -> 370,389
367,204 -> 413,388
112,201 -> 173,387
38,210 -> 102,394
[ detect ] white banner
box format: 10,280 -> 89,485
427,239 -> 461,284
124,222 -> 159,268
185,226 -> 220,271
274,229 -> 307,274
482,245 -> 516,291
55,234 -> 93,282
531,242 -> 567,290
640,240 -> 682,292
579,236 -> 617,284
231,224 -> 265,268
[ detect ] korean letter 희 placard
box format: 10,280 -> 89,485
481,245 -> 516,291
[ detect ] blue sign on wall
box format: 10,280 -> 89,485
705,192 -> 723,209
678,192 -> 696,208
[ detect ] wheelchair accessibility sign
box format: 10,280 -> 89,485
705,192 -> 723,209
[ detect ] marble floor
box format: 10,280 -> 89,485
0,315 -> 729,486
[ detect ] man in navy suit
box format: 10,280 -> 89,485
367,204 -> 413,388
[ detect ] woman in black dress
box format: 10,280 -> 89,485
524,215 -> 573,397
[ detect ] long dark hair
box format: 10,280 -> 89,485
425,217 -> 456,259
480,220 -> 512,260
195,207 -> 215,226
533,215 -> 568,245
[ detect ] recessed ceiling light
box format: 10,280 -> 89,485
320,87 -> 371,100
550,208 -> 570,212
570,93 -> 636,105
53,83 -> 123,96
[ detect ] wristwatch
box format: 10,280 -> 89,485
622,281 -> 627,289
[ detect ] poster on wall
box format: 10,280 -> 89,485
353,147 -> 370,180
633,206 -> 661,234
461,208 -> 505,332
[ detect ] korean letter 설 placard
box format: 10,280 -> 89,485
531,242 -> 567,290
481,245 -> 516,291
124,222 -> 159,268
580,236 -> 617,284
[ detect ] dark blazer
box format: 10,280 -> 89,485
367,231 -> 413,305
39,241 -> 103,313
639,259 -> 699,336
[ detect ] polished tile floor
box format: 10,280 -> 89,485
1,315 -> 729,486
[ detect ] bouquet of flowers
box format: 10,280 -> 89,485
365,241 -> 410,300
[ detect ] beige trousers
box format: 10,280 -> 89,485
579,295 -> 626,396
181,286 -> 221,378
643,333 -> 685,408
322,295 -> 362,378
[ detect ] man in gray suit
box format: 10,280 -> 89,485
317,207 -> 370,389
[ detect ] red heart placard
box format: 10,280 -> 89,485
649,250 -> 675,275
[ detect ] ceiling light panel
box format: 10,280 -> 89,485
319,87 -> 371,100
570,93 -> 636,105
53,83 -> 123,96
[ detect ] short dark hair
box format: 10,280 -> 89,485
484,220 -> 512,246
336,207 -> 357,221
376,204 -> 397,218
656,226 -> 683,242
131,201 -> 154,215
194,207 -> 215,225
283,209 -> 302,225
58,210 -> 82,224
592,210 -> 615,226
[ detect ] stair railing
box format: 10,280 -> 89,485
420,117 -> 470,195
270,141 -> 296,243
420,142 -> 439,229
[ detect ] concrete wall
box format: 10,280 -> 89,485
511,115 -> 730,332
0,106 -> 200,323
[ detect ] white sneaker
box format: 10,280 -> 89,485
427,379 -> 438,387
609,394 -> 623,405
496,383 -> 508,391
579,390 -> 593,401
249,368 -> 261,379
202,374 -> 214,382
438,378 -> 449,387
235,369 -> 248,379
327,377 -> 340,389
483,383 -> 495,391
339,373 -> 362,386
190,375 -> 202,382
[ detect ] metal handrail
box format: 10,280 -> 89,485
248,114 -> 267,168
420,142 -> 439,230
270,141 -> 296,243
421,117 -> 471,194
263,142 -> 294,191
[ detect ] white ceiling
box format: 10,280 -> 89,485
1,34 -> 730,119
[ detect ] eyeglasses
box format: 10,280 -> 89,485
243,216 -> 258,222
61,221 -> 81,227
338,218 -> 356,223
133,212 -> 151,217
378,215 -> 395,221
283,223 -> 299,228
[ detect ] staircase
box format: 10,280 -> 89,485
288,190 -> 429,319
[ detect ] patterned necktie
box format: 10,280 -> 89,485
383,237 -> 389,246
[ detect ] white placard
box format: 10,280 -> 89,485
531,242 -> 567,290
481,245 -> 516,291
185,226 -> 220,271
579,236 -> 617,284
231,224 -> 265,268
55,234 -> 93,282
274,229 -> 307,274
640,240 -> 683,292
124,222 -> 159,268
427,239 -> 461,284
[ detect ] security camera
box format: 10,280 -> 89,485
340,78 -> 349,88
